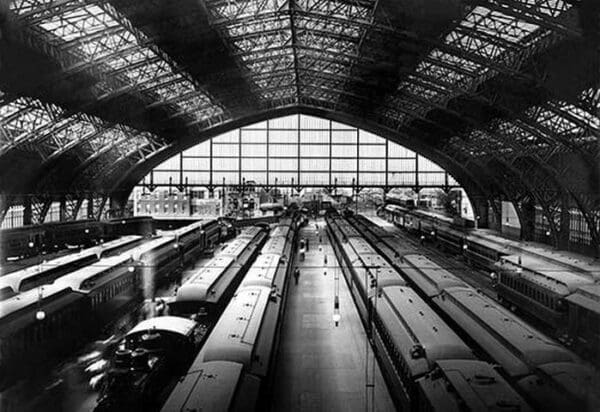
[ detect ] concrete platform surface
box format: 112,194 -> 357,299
270,219 -> 395,412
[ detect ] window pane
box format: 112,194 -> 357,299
360,159 -> 385,171
213,143 -> 238,157
241,144 -> 266,157
301,144 -> 329,157
269,130 -> 297,144
300,158 -> 328,170
332,158 -> 356,171
331,144 -> 356,157
269,158 -> 298,170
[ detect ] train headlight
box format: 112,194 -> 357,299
28,241 -> 35,248
36,310 -> 46,321
128,266 -> 135,273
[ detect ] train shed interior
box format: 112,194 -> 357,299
0,1 -> 599,411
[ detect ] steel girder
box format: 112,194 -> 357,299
0,0 -> 597,250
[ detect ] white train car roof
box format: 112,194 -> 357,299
240,253 -> 280,289
400,254 -> 467,297
176,256 -> 236,302
332,218 -> 361,239
98,235 -> 143,250
384,204 -> 406,213
518,362 -> 600,411
565,284 -> 600,315
220,236 -> 256,257
237,226 -> 264,240
0,250 -> 92,294
355,254 -> 405,289
268,224 -> 291,239
348,237 -> 374,255
130,236 -> 175,261
0,236 -> 139,294
498,254 -> 593,293
161,361 -> 260,412
377,286 -> 475,379
411,209 -> 454,225
417,360 -> 533,412
0,283 -> 75,321
472,230 -> 600,278
0,285 -> 83,339
171,220 -> 206,236
199,286 -> 271,367
436,287 -> 578,377
262,235 -> 289,256
127,316 -> 197,339
54,254 -> 132,293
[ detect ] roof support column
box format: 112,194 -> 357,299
87,193 -> 95,220
470,195 -> 490,229
518,198 -> 536,241
0,195 -> 11,228
23,197 -> 32,226
558,194 -> 571,249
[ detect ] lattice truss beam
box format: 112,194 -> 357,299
0,0 -> 597,231
1,0 -> 230,169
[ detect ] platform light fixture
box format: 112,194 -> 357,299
333,296 -> 340,327
36,287 -> 46,321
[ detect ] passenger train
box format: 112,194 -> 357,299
0,219 -> 224,390
325,214 -> 533,411
341,212 -> 600,411
95,221 -> 286,411
0,235 -> 142,300
171,226 -> 268,316
0,216 -> 154,263
161,217 -> 298,412
380,204 -> 600,366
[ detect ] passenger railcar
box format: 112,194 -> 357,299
397,254 -> 467,298
373,285 -> 476,410
495,254 -> 593,329
162,217 -> 297,412
54,254 -> 139,325
133,237 -> 181,297
173,226 -> 267,315
0,235 -> 142,300
342,213 -> 600,411
161,361 -> 260,412
379,205 -> 508,271
105,216 -> 154,237
0,285 -> 88,389
326,215 -> 404,321
565,284 -> 600,363
416,360 -> 533,412
432,286 -> 598,410
0,220 -> 104,261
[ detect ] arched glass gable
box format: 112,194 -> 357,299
137,115 -> 460,189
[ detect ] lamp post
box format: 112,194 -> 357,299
364,265 -> 380,412
332,264 -> 340,327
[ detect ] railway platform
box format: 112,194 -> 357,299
270,219 -> 395,412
